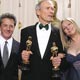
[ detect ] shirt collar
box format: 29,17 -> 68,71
0,35 -> 13,44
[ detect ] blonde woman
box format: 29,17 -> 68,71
60,18 -> 80,80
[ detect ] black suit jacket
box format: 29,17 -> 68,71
0,39 -> 20,80
20,23 -> 65,80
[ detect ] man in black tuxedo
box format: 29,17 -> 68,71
0,13 -> 20,80
20,0 -> 66,80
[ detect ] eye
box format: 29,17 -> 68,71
63,27 -> 67,31
1,24 -> 7,27
68,22 -> 71,26
9,25 -> 14,28
46,7 -> 49,10
54,6 -> 56,9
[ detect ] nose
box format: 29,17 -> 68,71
50,8 -> 54,12
7,26 -> 10,30
67,26 -> 70,30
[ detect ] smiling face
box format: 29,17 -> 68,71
0,18 -> 15,40
61,20 -> 77,37
36,0 -> 54,24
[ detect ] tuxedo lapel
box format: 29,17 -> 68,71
32,23 -> 41,58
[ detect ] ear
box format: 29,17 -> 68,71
36,9 -> 40,16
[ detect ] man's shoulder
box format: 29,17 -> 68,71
13,39 -> 20,46
21,26 -> 32,30
12,39 -> 20,53
21,23 -> 38,31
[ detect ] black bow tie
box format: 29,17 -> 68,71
39,24 -> 49,30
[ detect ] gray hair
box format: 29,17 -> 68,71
0,13 -> 17,26
35,0 -> 52,17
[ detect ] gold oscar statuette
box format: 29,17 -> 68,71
51,42 -> 61,79
26,36 -> 32,51
22,36 -> 32,71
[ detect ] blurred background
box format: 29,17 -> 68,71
0,0 -> 80,41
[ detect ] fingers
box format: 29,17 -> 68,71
50,56 -> 61,67
50,53 -> 65,67
21,50 -> 32,63
58,53 -> 65,58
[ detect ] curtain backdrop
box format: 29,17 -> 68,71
0,0 -> 80,41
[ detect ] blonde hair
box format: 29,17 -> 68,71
60,18 -> 80,49
52,0 -> 57,16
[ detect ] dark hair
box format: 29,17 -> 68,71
0,13 -> 17,26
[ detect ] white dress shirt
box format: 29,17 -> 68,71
0,35 -> 13,59
36,22 -> 51,58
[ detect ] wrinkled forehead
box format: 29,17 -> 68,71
40,0 -> 54,7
